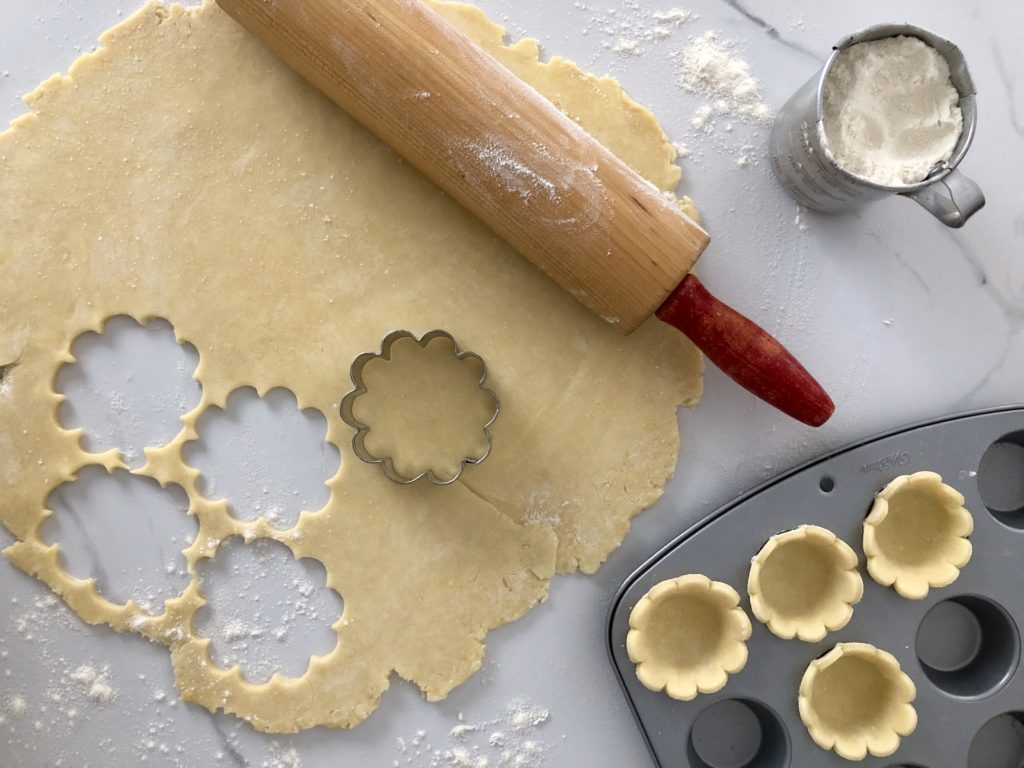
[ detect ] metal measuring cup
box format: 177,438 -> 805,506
769,23 -> 985,228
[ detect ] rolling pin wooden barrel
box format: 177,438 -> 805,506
216,0 -> 835,427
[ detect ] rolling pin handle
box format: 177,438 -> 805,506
656,274 -> 835,427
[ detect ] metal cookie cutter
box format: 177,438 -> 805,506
339,329 -> 499,485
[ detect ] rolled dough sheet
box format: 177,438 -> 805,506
0,0 -> 702,732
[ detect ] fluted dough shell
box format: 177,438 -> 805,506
627,574 -> 751,701
748,525 -> 864,642
799,642 -> 917,761
864,471 -> 973,600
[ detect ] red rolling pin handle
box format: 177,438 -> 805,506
657,275 -> 835,427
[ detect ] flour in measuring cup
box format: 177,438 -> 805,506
822,36 -> 963,186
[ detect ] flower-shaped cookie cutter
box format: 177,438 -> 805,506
339,329 -> 499,485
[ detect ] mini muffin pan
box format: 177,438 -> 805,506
608,406 -> 1024,767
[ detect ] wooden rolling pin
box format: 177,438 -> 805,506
216,0 -> 835,426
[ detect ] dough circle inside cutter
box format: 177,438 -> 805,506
342,330 -> 498,484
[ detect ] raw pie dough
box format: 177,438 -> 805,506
864,471 -> 973,600
748,524 -> 863,642
626,574 -> 751,701
0,0 -> 702,732
799,642 -> 918,761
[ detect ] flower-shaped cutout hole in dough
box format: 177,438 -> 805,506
194,536 -> 344,683
864,471 -> 973,600
56,315 -> 202,468
799,642 -> 917,761
748,525 -> 863,642
42,465 -> 197,614
627,574 -> 752,701
183,388 -> 340,529
341,330 -> 499,484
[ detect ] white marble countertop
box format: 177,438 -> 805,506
2,1 -> 1021,766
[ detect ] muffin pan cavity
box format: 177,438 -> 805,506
978,431 -> 1024,529
967,711 -> 1024,768
915,595 -> 1019,698
688,698 -> 789,768
609,406 -> 1024,767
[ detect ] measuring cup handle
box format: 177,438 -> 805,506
904,168 -> 985,228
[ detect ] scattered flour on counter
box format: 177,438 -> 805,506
653,9 -> 692,25
735,144 -> 758,168
677,31 -> 773,125
786,16 -> 807,32
611,38 -> 642,56
6,695 -> 27,716
193,536 -> 343,684
794,207 -> 810,233
262,740 -> 303,768
507,701 -> 550,733
68,664 -> 117,703
666,29 -> 775,169
450,723 -> 479,740
3,585 -> 239,767
572,1 -> 695,57
0,594 -> 129,758
690,104 -> 714,133
395,699 -> 553,767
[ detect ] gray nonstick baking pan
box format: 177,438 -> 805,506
608,405 -> 1024,768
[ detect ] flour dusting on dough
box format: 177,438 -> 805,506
470,137 -> 561,201
449,133 -> 607,232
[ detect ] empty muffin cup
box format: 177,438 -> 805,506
627,574 -> 752,701
799,642 -> 917,761
748,525 -> 864,642
864,471 -> 973,599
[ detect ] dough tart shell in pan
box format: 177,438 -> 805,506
748,524 -> 864,642
864,471 -> 973,600
799,641 -> 917,761
626,573 -> 751,701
